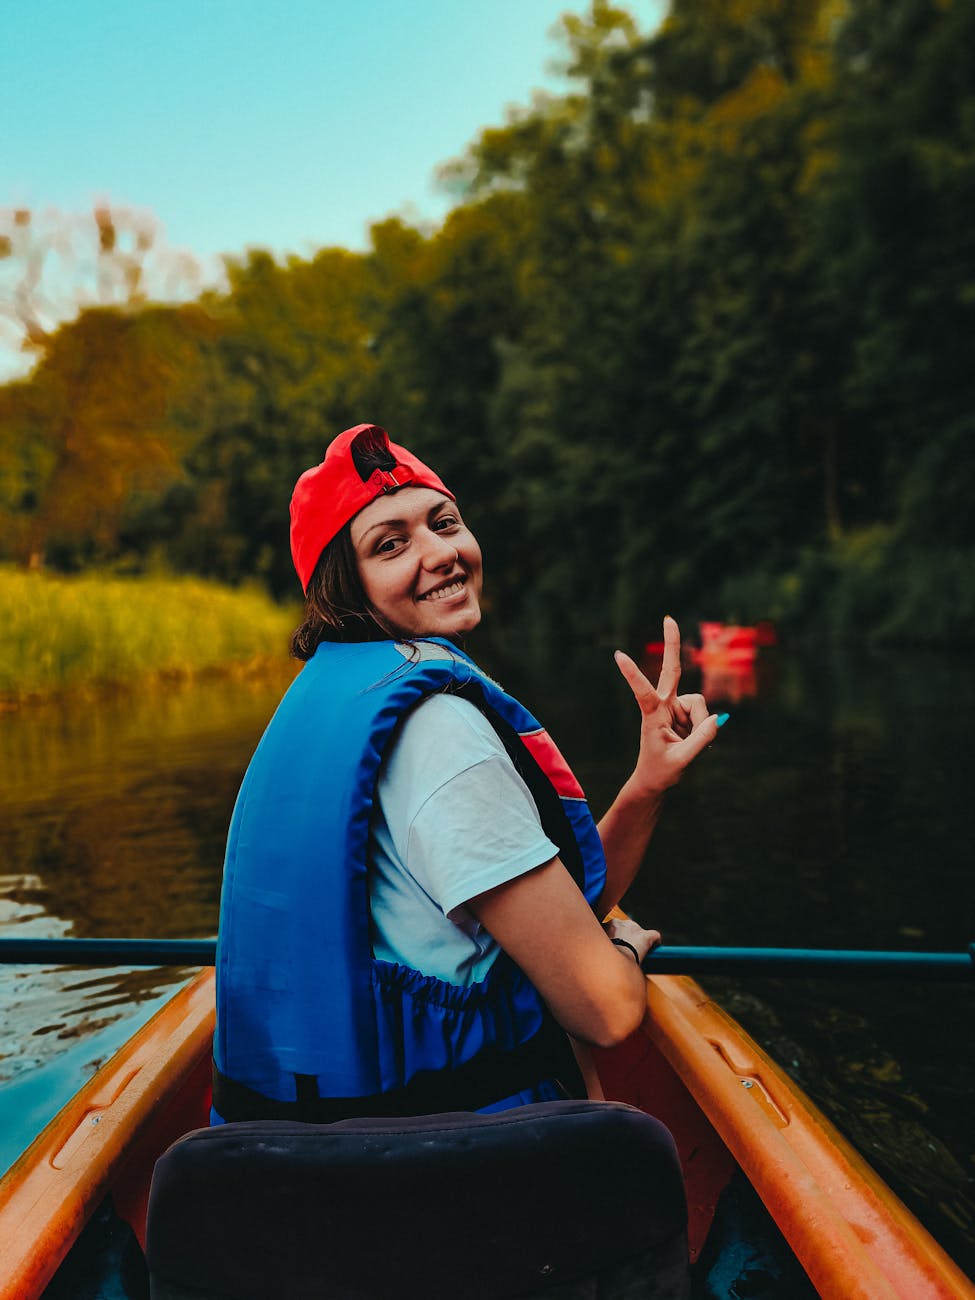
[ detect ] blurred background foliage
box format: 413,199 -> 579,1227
2,0 -> 973,655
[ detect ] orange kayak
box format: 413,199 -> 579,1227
0,968 -> 971,1299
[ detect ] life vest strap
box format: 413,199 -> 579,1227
449,681 -> 587,892
212,1019 -> 584,1123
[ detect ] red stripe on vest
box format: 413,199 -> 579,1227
520,729 -> 585,800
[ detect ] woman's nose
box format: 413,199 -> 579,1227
419,528 -> 458,569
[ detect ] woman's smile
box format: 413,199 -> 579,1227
418,577 -> 468,602
350,487 -> 483,639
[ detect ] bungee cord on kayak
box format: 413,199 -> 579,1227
3,936 -> 972,978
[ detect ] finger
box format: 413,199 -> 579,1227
671,698 -> 692,738
656,615 -> 682,699
670,712 -> 723,767
676,692 -> 710,728
614,650 -> 660,709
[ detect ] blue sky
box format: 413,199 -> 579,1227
2,0 -> 665,264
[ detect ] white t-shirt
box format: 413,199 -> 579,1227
368,693 -> 559,986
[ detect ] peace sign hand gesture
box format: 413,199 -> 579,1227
614,616 -> 725,800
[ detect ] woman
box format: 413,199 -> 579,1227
212,423 -> 724,1123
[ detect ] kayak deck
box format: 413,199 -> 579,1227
0,968 -> 971,1299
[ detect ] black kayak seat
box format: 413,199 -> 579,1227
146,1098 -> 690,1300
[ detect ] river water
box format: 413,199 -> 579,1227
0,637 -> 972,1276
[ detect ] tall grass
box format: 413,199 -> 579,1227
0,568 -> 299,699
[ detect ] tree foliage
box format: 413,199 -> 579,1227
1,0 -> 972,646
0,304 -> 207,567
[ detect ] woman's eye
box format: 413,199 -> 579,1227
433,515 -> 459,532
376,537 -> 400,554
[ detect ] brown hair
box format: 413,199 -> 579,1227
290,523 -> 399,658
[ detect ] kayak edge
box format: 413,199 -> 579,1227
631,974 -> 975,1300
0,968 -> 214,1300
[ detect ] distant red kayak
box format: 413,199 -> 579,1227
645,621 -> 776,663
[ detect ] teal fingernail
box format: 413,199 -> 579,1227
716,713 -> 730,728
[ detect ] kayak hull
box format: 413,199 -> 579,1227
0,968 -> 971,1299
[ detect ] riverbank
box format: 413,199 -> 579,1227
0,568 -> 299,702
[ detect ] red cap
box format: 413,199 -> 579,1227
289,423 -> 454,591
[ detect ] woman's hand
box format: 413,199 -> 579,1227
603,915 -> 661,964
614,616 -> 723,800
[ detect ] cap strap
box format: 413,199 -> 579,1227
370,466 -> 415,494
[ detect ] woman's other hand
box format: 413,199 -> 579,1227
603,915 -> 661,965
614,616 -> 723,799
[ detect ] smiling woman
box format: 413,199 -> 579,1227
212,423 -> 722,1146
287,426 -> 482,653
351,487 -> 483,639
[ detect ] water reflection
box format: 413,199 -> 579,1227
0,669 -> 295,1099
0,645 -> 972,1275
0,670 -> 296,942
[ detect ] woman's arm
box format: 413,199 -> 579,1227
468,856 -> 660,1047
596,616 -> 723,916
471,618 -> 721,1046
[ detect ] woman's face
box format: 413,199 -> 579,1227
350,487 -> 483,640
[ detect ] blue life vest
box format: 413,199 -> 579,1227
212,638 -> 607,1122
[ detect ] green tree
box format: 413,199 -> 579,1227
0,305 -> 205,568
430,0 -> 843,640
138,246 -> 378,594
812,0 -> 975,547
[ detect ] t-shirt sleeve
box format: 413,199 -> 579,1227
376,693 -> 560,920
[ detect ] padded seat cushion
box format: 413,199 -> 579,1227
146,1099 -> 688,1300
